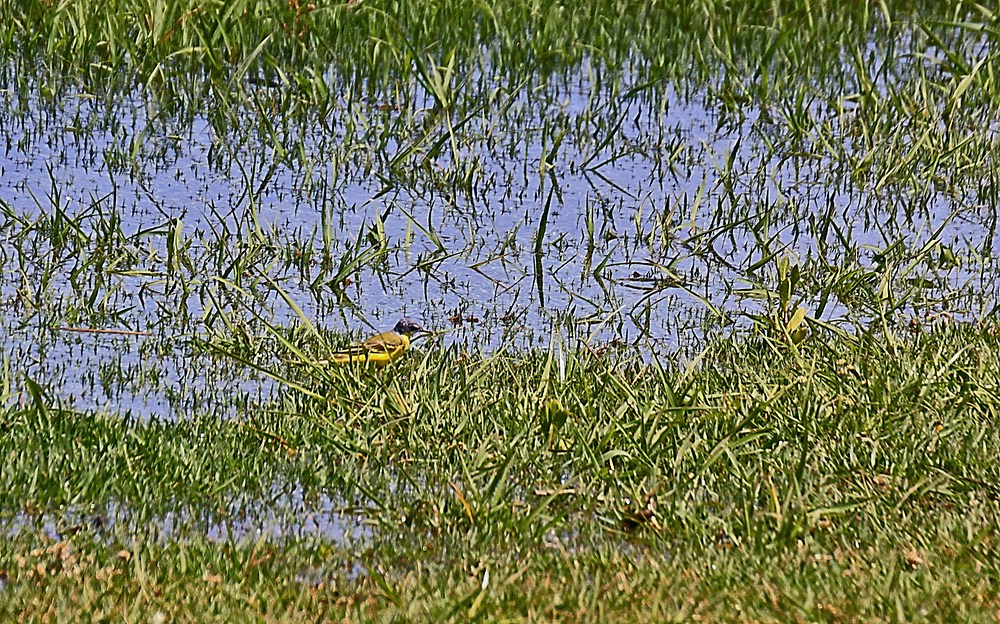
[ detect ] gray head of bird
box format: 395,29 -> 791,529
393,318 -> 428,336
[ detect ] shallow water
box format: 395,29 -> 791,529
1,39 -> 997,416
4,484 -> 372,547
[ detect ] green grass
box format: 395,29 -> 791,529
4,324 -> 1000,620
2,0 -> 1000,620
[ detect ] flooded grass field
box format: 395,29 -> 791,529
2,0 -> 1000,620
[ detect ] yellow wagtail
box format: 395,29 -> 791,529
328,318 -> 427,367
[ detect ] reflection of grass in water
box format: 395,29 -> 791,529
4,323 -> 1000,619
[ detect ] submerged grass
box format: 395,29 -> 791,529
4,322 -> 1000,619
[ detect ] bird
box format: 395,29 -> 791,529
327,318 -> 427,367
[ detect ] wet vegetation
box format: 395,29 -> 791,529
2,0 -> 1000,620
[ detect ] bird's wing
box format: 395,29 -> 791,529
362,331 -> 407,352
330,344 -> 369,356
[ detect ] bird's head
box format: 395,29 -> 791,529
393,318 -> 427,336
